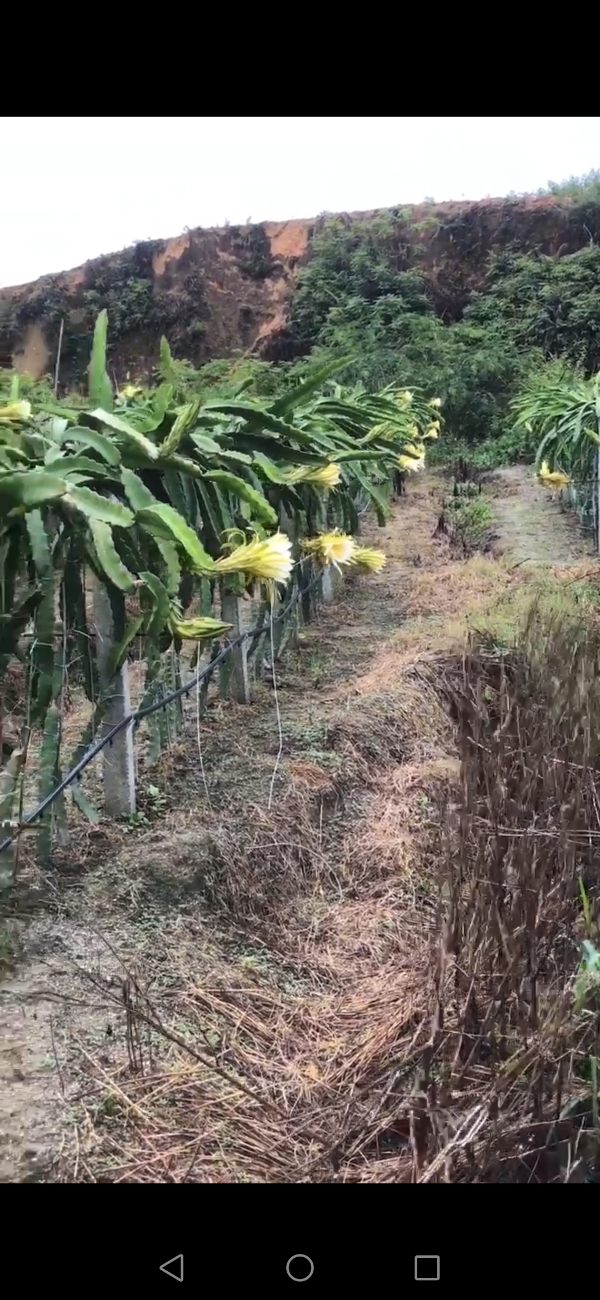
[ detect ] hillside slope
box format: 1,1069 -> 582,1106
2,195 -> 599,387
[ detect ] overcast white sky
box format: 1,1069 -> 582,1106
2,116 -> 599,288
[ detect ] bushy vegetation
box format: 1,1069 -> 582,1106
446,493 -> 495,550
539,169 -> 600,202
466,247 -> 600,373
285,203 -> 600,467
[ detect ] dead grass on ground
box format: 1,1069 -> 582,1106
8,473 -> 599,1184
428,604 -> 600,1183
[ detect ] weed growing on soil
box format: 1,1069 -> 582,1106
446,495 -> 494,549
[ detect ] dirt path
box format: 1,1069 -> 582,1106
0,467 -> 596,1183
0,957 -> 64,1182
489,465 -> 594,566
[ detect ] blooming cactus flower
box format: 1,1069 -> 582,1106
538,460 -> 570,488
0,401 -> 31,423
214,532 -> 293,584
351,546 -> 386,573
397,453 -> 425,473
303,530 -> 357,570
285,463 -> 341,488
119,385 -> 144,399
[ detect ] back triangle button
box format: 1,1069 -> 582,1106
160,1255 -> 184,1282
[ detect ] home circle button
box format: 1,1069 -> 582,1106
286,1255 -> 315,1282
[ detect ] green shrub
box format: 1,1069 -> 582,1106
447,495 -> 494,547
466,247 -> 600,373
539,169 -> 600,202
286,209 -> 600,451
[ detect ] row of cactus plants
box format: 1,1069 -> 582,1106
512,367 -> 600,540
512,368 -> 600,489
0,312 -> 443,869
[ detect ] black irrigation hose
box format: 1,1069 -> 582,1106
0,567 -> 324,855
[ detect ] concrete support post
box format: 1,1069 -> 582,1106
92,581 -> 136,816
221,591 -> 252,704
321,565 -> 335,604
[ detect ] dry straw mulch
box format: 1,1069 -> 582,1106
6,474 -> 599,1184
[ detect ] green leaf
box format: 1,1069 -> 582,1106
54,424 -> 121,465
120,466 -> 157,511
190,432 -> 223,456
217,448 -> 253,466
118,465 -> 154,509
0,427 -> 25,450
88,519 -> 136,592
37,701 -> 61,863
141,644 -> 167,765
351,464 -> 391,525
107,614 -> 145,676
201,400 -> 316,444
63,539 -> 98,701
49,416 -> 70,441
159,541 -> 182,597
137,503 -> 215,572
252,452 -> 289,484
232,377 -> 254,398
152,381 -> 174,423
194,480 -> 227,546
59,457 -> 114,479
160,402 -> 200,456
534,428 -> 560,470
72,785 -> 101,824
334,447 -> 395,463
158,336 -> 178,386
202,471 -> 278,526
87,310 -> 113,411
139,571 -> 171,638
0,589 -> 43,670
25,509 -> 52,578
119,469 -> 181,594
0,746 -> 25,887
243,442 -> 325,467
89,409 -> 159,461
36,402 -> 82,424
159,452 -> 204,479
0,442 -> 28,465
0,470 -> 68,507
0,748 -> 25,824
20,431 -> 50,460
63,485 -> 134,527
270,357 -> 353,418
163,470 -> 188,520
